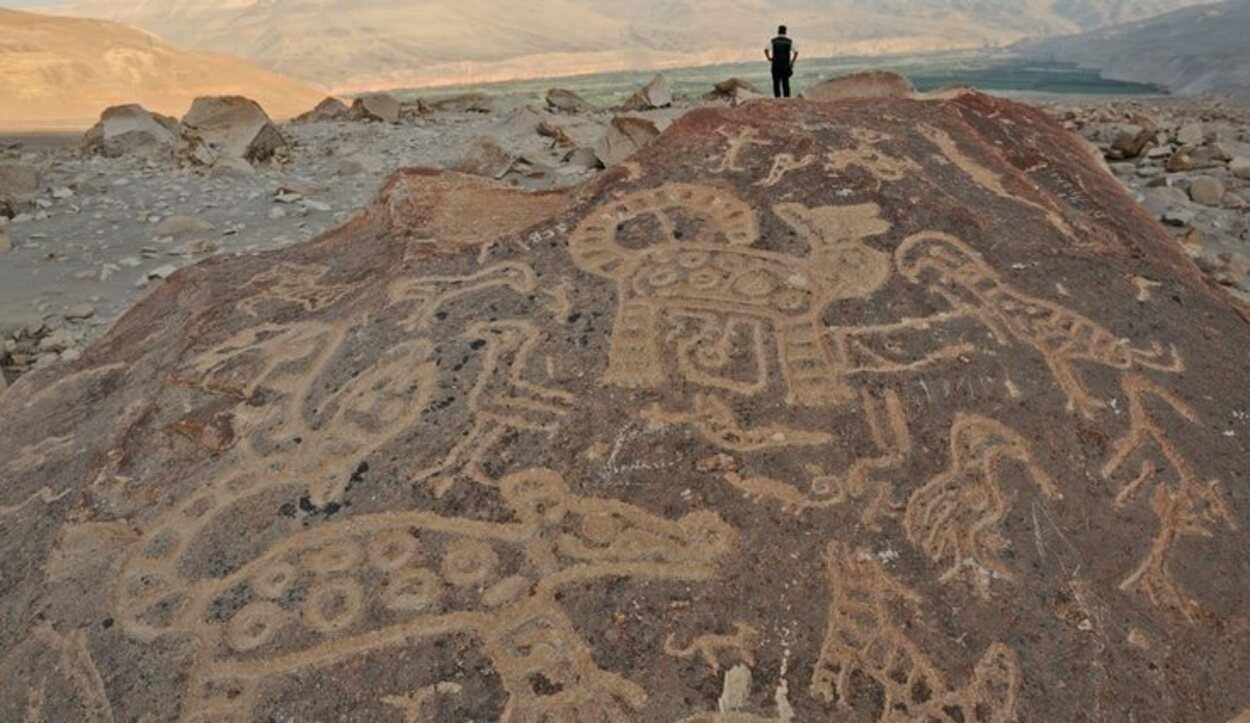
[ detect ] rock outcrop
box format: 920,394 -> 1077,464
2,93 -> 1249,723
806,70 -> 916,102
181,96 -> 289,166
621,74 -> 673,111
83,104 -> 181,159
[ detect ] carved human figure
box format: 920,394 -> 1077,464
569,182 -> 892,407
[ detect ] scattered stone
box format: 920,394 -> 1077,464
621,74 -> 673,111
0,164 -> 40,218
63,304 -> 95,321
83,104 -> 180,159
1109,122 -> 1158,160
1231,157 -> 1250,181
350,93 -> 401,124
456,137 -> 515,179
1176,122 -> 1204,146
295,97 -> 351,123
152,215 -> 213,237
1190,176 -> 1226,206
303,200 -> 332,213
174,238 -> 218,256
37,328 -> 74,353
806,71 -> 915,102
181,96 -> 289,166
546,88 -> 594,113
594,116 -> 661,167
0,231 -> 10,253
146,264 -> 178,281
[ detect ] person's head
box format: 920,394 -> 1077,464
778,25 -> 787,36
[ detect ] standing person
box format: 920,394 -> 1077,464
765,25 -> 798,98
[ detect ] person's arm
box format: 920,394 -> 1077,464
791,49 -> 799,66
765,47 -> 773,61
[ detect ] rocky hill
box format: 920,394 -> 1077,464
1,89 -> 1248,721
1019,0 -> 1250,95
0,8 -> 326,131
75,0 -> 1211,92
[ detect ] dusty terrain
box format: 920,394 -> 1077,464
2,86 -> 1249,722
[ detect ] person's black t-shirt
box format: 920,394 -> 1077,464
770,36 -> 793,74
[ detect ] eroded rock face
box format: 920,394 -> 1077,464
2,94 -> 1249,723
806,70 -> 916,102
181,95 -> 289,166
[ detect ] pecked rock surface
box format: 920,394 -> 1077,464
2,93 -> 1249,723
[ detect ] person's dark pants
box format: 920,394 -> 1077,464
772,70 -> 791,98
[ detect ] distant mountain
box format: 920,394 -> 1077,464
73,0 -> 1212,93
1020,0 -> 1250,95
0,8 -> 326,131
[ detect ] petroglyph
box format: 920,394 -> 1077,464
824,128 -> 921,187
812,543 -> 1021,722
117,336 -> 439,642
3,436 -> 75,476
0,486 -> 72,519
713,126 -> 773,173
114,468 -> 734,722
382,682 -> 463,723
664,622 -> 758,673
412,320 -> 573,496
679,663 -> 797,723
757,154 -> 817,187
711,389 -> 910,524
1103,375 -> 1237,621
643,394 -> 832,452
29,623 -> 115,723
386,262 -> 538,332
569,184 -> 893,406
918,123 -> 1074,237
830,311 -> 978,375
897,232 -> 1182,418
237,263 -> 357,317
905,415 -> 1061,596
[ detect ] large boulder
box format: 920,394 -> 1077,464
621,74 -> 673,111
350,93 -> 401,124
83,104 -> 180,159
2,94 -> 1249,723
546,88 -> 595,114
294,97 -> 351,123
593,115 -> 661,167
0,164 -> 40,218
806,70 -> 915,102
181,96 -> 289,165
